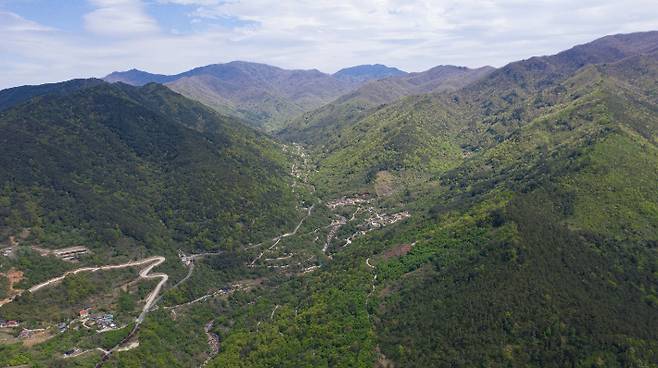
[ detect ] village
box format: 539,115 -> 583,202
0,304 -> 123,350
78,307 -> 118,331
326,193 -> 372,209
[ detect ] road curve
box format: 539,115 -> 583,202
135,257 -> 168,323
0,257 -> 168,309
28,256 -> 166,293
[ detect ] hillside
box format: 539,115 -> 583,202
278,65 -> 494,144
195,32 -> 658,368
333,64 -> 407,83
0,81 -> 299,253
309,31 -> 658,196
372,53 -> 658,366
104,61 -> 361,131
0,78 -> 105,111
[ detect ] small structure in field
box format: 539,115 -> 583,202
79,308 -> 91,319
1,320 -> 20,328
53,246 -> 90,261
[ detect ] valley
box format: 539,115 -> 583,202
0,30 -> 657,368
0,140 -> 415,367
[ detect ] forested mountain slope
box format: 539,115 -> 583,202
372,54 -> 658,367
279,65 -> 494,144
0,79 -> 105,111
0,31 -> 656,368
0,81 -> 299,253
310,31 -> 658,196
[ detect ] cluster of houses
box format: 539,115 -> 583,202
1,247 -> 13,257
79,308 -> 117,330
326,193 -> 371,209
0,319 -> 20,328
362,211 -> 411,230
178,250 -> 192,266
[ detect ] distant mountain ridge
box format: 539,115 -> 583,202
103,62 -> 413,131
104,62 -> 407,131
279,64 -> 495,144
104,69 -> 177,86
306,31 -> 658,195
333,64 -> 407,82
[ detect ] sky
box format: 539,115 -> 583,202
1,0 -> 657,89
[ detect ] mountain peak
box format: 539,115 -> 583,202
103,69 -> 177,86
333,64 -> 408,82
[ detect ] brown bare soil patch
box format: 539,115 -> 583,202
6,269 -> 24,286
22,330 -> 52,347
1,268 -> 25,296
382,243 -> 413,259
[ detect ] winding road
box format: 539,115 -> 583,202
134,257 -> 167,323
0,255 -> 171,367
250,204 -> 315,265
0,256 -> 168,309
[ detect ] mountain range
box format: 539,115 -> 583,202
278,64 -> 495,145
0,31 -> 657,368
104,61 -> 409,131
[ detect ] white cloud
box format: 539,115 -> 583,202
1,0 -> 657,88
84,0 -> 159,36
157,0 -> 222,5
0,11 -> 54,32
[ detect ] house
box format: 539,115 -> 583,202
5,320 -> 19,328
0,319 -> 6,328
53,246 -> 89,261
93,313 -> 116,330
58,322 -> 68,333
63,348 -> 81,357
79,308 -> 91,319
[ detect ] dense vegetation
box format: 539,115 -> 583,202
278,65 -> 494,146
0,31 -> 657,368
0,81 -> 299,253
304,32 -> 658,196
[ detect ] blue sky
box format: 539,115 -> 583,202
1,0 -> 657,88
